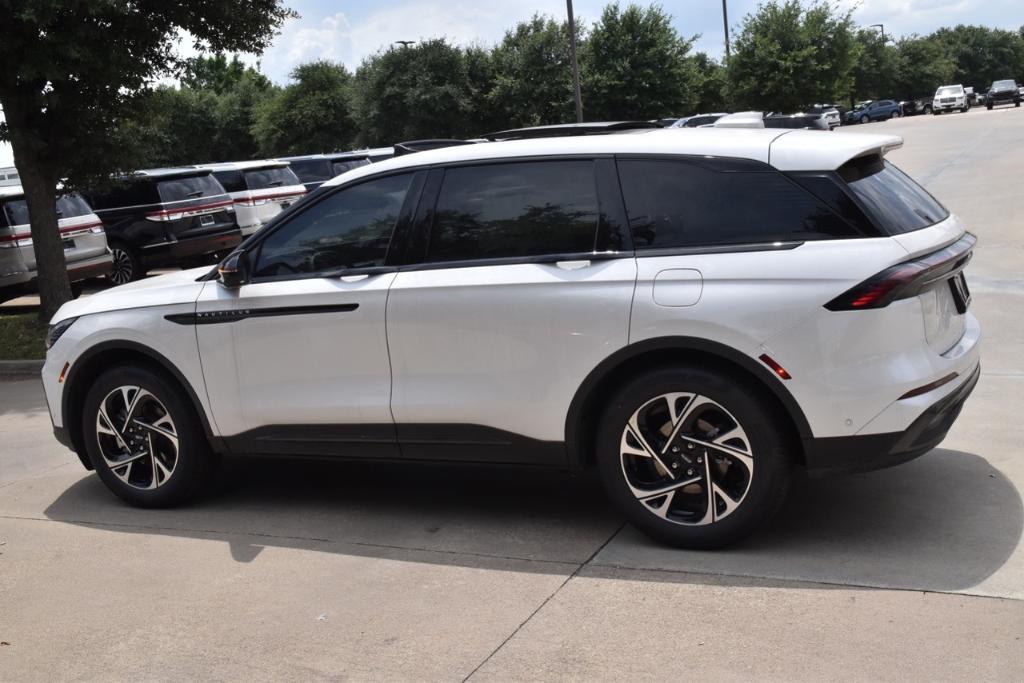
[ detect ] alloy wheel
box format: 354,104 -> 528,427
109,248 -> 134,285
95,386 -> 179,490
619,392 -> 754,526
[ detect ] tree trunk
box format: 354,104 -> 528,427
0,92 -> 72,323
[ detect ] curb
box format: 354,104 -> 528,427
0,360 -> 44,377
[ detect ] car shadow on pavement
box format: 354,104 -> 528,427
42,447 -> 1022,594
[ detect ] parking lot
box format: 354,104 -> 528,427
2,109 -> 1023,680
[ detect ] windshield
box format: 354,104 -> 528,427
157,174 -> 225,203
992,80 -> 1016,91
936,86 -> 961,96
840,157 -> 948,234
244,166 -> 301,191
1,193 -> 93,227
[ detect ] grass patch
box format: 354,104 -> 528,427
0,313 -> 47,360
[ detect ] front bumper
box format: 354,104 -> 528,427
802,363 -> 980,476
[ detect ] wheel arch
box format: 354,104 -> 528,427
564,337 -> 812,470
62,340 -> 220,469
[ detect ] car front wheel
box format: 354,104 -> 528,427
860,114 -> 869,124
596,366 -> 793,548
82,365 -> 214,507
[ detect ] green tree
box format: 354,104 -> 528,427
351,40 -> 473,146
582,3 -> 699,120
727,0 -> 859,112
688,52 -> 728,112
930,25 -> 1024,89
0,1 -> 294,321
489,15 -> 580,128
252,60 -> 357,156
891,36 -> 956,100
851,29 -> 898,102
181,54 -> 272,93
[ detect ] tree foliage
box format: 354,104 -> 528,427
352,40 -> 475,146
252,61 -> 356,156
582,3 -> 699,119
931,25 -> 1024,89
728,0 -> 859,111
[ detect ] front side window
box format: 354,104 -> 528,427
619,158 -> 859,249
332,159 -> 371,176
426,160 -> 599,263
213,170 -> 247,194
839,157 -> 948,234
288,159 -> 331,184
253,172 -> 413,277
245,166 -> 302,190
157,174 -> 225,203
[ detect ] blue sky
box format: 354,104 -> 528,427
245,0 -> 1024,83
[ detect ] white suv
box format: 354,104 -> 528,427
42,128 -> 981,548
933,84 -> 969,114
196,161 -> 307,236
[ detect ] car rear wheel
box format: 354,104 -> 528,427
596,366 -> 793,548
82,365 -> 215,507
108,244 -> 144,285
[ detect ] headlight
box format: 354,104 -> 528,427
46,317 -> 78,349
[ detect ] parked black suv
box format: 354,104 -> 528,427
87,168 -> 243,284
281,149 -> 394,192
985,80 -> 1021,109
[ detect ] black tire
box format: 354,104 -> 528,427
108,243 -> 145,285
860,114 -> 869,124
987,104 -> 993,110
595,365 -> 793,548
1016,101 -> 1020,107
924,105 -> 932,114
69,281 -> 84,299
82,364 -> 214,507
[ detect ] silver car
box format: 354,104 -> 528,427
0,185 -> 111,302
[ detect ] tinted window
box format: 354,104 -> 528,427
288,159 -> 331,184
254,172 -> 412,277
840,157 -> 948,234
619,159 -> 859,249
992,80 -> 1016,90
157,174 -> 225,203
245,166 -> 301,191
212,169 -> 246,193
1,193 -> 93,227
88,179 -> 154,210
426,160 -> 599,263
332,159 -> 371,176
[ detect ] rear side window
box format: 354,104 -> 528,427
254,172 -> 413,277
1,197 -> 28,226
157,174 -> 225,203
839,157 -> 948,234
426,160 -> 599,263
332,159 -> 371,176
245,166 -> 301,190
288,159 -> 331,184
618,158 -> 860,249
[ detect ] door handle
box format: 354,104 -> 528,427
340,274 -> 370,283
555,260 -> 591,271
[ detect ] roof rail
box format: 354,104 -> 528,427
484,121 -> 663,141
393,139 -> 478,156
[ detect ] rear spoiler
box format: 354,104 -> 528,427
769,132 -> 903,171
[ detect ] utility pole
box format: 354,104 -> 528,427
870,23 -> 885,41
722,0 -> 731,60
566,0 -> 584,123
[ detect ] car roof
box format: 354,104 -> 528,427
280,149 -> 392,163
130,167 -> 216,180
0,184 -> 24,199
321,128 -> 905,189
196,160 -> 289,172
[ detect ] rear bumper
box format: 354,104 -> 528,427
66,253 -> 113,281
140,229 -> 242,267
803,363 -> 980,476
0,252 -> 112,298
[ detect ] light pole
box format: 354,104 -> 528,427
722,0 -> 731,60
566,0 -> 584,123
869,23 -> 885,41
393,40 -> 416,48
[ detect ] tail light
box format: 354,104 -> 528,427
145,199 -> 233,222
825,233 -> 976,311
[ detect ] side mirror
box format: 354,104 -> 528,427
218,251 -> 249,289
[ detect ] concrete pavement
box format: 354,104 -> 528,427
2,109 -> 1023,680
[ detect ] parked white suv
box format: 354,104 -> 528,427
42,128 -> 980,547
196,161 -> 306,236
933,84 -> 969,114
